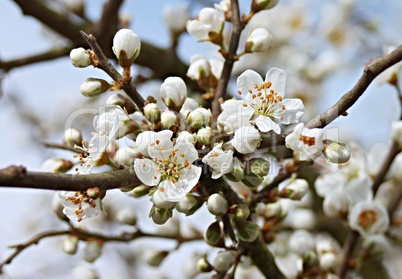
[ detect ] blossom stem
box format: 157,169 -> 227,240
211,0 -> 244,129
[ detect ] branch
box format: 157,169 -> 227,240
306,45 -> 402,129
80,31 -> 145,111
0,166 -> 140,192
211,0 -> 244,128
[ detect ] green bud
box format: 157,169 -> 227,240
175,193 -> 200,215
204,221 -> 225,247
149,206 -> 172,225
83,241 -> 103,263
144,250 -> 169,267
143,103 -> 161,124
197,257 -> 213,273
225,158 -> 245,182
235,219 -> 260,242
131,185 -> 150,198
62,235 -> 79,255
248,158 -> 270,177
234,204 -> 250,220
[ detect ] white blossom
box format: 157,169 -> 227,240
112,28 -> 141,67
245,28 -> 274,53
58,190 -> 102,222
80,78 -> 110,97
160,76 -> 187,109
187,55 -> 211,81
202,143 -> 234,179
186,7 -> 225,41
207,193 -> 228,216
219,68 -> 304,134
285,123 -> 324,161
134,131 -> 202,202
70,47 -> 90,68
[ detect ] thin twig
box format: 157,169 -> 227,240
80,31 -> 145,111
211,0 -> 244,129
0,227 -> 202,273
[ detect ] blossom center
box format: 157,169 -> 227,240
358,209 -> 378,230
240,81 -> 285,120
299,135 -> 316,147
64,192 -> 97,222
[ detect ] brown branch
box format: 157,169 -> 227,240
0,226 -> 202,273
0,47 -> 72,72
306,45 -> 402,129
211,0 -> 244,128
0,165 -> 140,192
80,31 -> 145,111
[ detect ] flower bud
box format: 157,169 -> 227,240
279,178 -> 309,200
186,7 -> 225,43
213,251 -> 235,273
204,221 -> 225,247
235,219 -> 260,242
245,28 -> 273,53
150,206 -> 172,225
160,77 -> 187,110
62,235 -> 79,255
70,47 -> 90,68
319,252 -> 338,271
153,190 -> 177,209
234,204 -> 250,220
80,78 -> 110,97
69,265 -> 98,279
83,241 -> 103,263
252,0 -> 279,13
323,142 -> 351,164
106,93 -> 136,114
63,128 -> 83,148
131,185 -> 150,198
197,257 -> 213,272
41,158 -> 73,173
249,158 -> 271,177
143,249 -> 169,267
362,234 -> 390,256
112,28 -> 141,67
116,208 -> 137,226
232,125 -> 261,154
264,202 -> 282,218
187,55 -> 211,82
207,193 -> 228,216
225,158 -> 245,182
197,127 -> 213,145
177,131 -> 197,145
187,108 -> 211,130
162,5 -> 190,34
175,193 -> 200,215
143,103 -> 161,125
161,111 -> 178,131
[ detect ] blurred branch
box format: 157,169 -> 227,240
80,31 -> 145,111
0,226 -> 202,273
307,44 -> 402,129
0,165 -> 140,192
211,0 -> 244,128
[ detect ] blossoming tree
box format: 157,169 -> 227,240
1,0 -> 402,278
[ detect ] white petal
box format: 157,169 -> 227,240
237,70 -> 263,95
265,67 -> 286,97
255,115 -> 281,133
280,99 -> 305,125
174,140 -> 199,164
133,159 -> 160,186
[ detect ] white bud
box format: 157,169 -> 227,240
288,230 -> 315,256
213,251 -> 235,272
232,125 -> 261,154
106,93 -> 136,114
197,127 -> 213,145
83,241 -> 102,263
62,235 -> 79,255
161,111 -> 178,130
143,249 -> 169,267
177,131 -> 197,145
63,128 -> 83,148
160,77 -> 187,110
245,28 -> 273,53
112,28 -> 141,67
207,193 -> 228,216
187,108 -> 211,130
68,265 -> 98,279
41,158 -> 73,173
116,208 -> 137,226
319,252 -> 338,271
80,78 -> 110,97
323,142 -> 351,164
362,234 -> 390,256
252,0 -> 279,12
279,178 -> 309,200
187,55 -> 211,81
143,103 -> 161,123
113,146 -> 141,167
186,7 -> 225,42
163,5 -> 190,34
264,202 -> 282,218
70,47 -> 90,68
176,193 -> 199,215
153,190 -> 177,209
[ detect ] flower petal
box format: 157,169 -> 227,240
174,140 -> 199,164
237,70 -> 263,96
281,99 -> 305,125
265,67 -> 286,97
133,159 -> 160,186
255,115 -> 281,134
